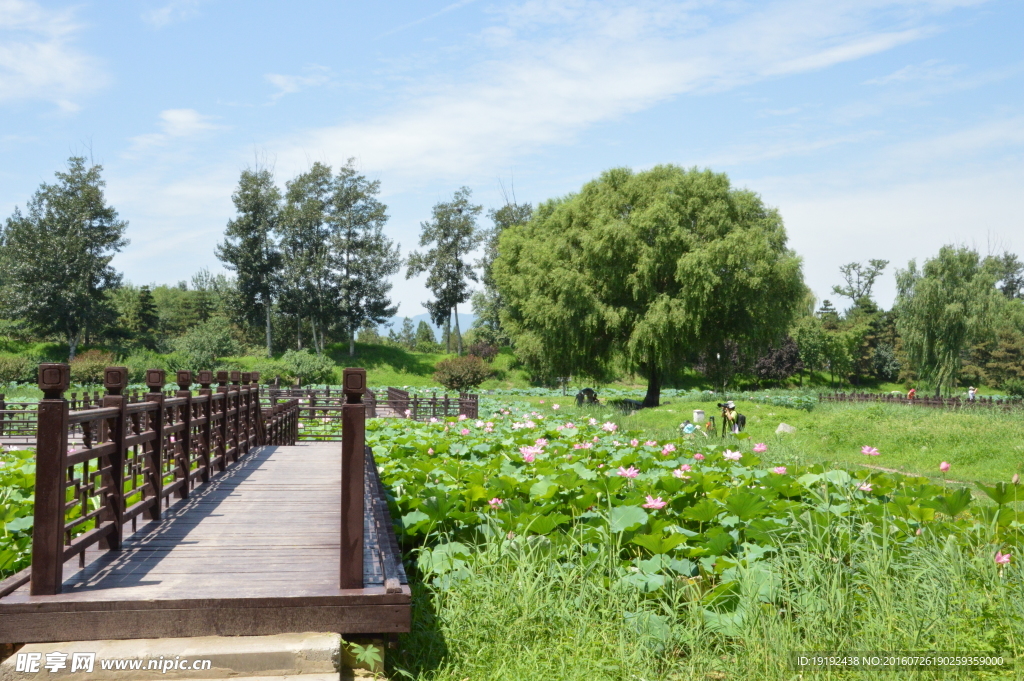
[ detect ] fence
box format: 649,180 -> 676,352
819,391 -> 1024,409
1,364 -> 299,598
265,386 -> 479,441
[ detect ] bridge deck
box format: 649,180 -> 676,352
0,443 -> 410,643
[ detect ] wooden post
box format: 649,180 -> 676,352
197,370 -> 214,481
231,371 -> 243,458
176,371 -> 193,497
340,368 -> 366,589
31,363 -> 70,595
0,394 -> 5,437
145,369 -> 166,520
100,367 -> 128,551
217,371 -> 232,464
250,371 -> 265,446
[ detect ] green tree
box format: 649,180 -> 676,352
407,187 -> 483,355
472,198 -> 533,346
388,317 -> 416,350
0,157 -> 128,359
494,165 -> 805,406
985,252 -> 1024,300
279,162 -> 335,353
831,259 -> 888,307
216,166 -> 283,358
415,320 -> 438,352
330,161 -> 401,357
895,245 -> 999,396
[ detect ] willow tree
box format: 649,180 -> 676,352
895,246 -> 999,396
493,165 -> 805,406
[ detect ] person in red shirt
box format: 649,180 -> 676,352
907,387 -> 916,400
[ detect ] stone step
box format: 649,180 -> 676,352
0,633 -> 359,681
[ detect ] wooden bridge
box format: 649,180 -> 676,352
0,365 -> 410,644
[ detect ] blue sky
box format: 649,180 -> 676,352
2,0 -> 1022,318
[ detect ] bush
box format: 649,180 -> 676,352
0,354 -> 36,384
1004,377 -> 1024,398
433,354 -> 494,392
173,320 -> 238,370
124,351 -> 169,383
280,349 -> 335,384
467,342 -> 498,362
250,358 -> 292,384
69,349 -> 115,385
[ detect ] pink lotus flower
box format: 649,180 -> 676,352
612,440 -> 620,446
693,453 -> 705,461
565,422 -> 575,429
602,422 -> 618,432
723,450 -> 742,461
430,417 -> 438,423
858,483 -> 873,492
475,420 -> 484,428
519,445 -> 541,463
485,427 -> 494,433
573,442 -> 592,450
642,495 -> 667,510
488,497 -> 503,509
939,461 -> 950,472
588,418 -> 598,426
427,448 -> 434,455
404,409 -> 411,416
552,404 -> 560,410
486,422 -> 494,428
772,466 -> 787,475
458,414 -> 467,421
535,438 -> 548,446
592,435 -> 599,442
460,428 -> 470,435
617,465 -> 640,478
661,443 -> 676,456
996,551 -> 1012,565
539,399 -> 545,404
672,465 -> 691,479
861,446 -> 880,456
524,420 -> 537,428
753,443 -> 767,453
630,439 -> 639,447
644,440 -> 657,447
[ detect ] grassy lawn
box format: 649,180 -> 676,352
508,395 -> 1024,485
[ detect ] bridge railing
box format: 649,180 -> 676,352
819,391 -> 1024,409
3,364 -> 299,598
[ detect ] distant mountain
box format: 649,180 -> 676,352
378,312 -> 476,337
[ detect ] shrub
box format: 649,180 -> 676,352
467,342 -> 499,362
173,320 -> 238,370
69,350 -> 116,385
250,358 -> 292,384
124,351 -> 168,383
0,354 -> 36,384
280,349 -> 335,384
1004,377 -> 1024,398
433,354 -> 494,392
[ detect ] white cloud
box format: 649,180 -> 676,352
143,0 -> 203,28
864,58 -> 963,85
272,0 -> 986,184
265,65 -> 332,102
0,0 -> 106,106
129,108 -> 223,150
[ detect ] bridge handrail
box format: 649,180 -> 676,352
7,365 -> 300,597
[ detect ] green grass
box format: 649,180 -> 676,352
511,396 -> 1024,485
392,529 -> 1023,680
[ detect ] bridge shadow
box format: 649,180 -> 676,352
62,446 -> 282,592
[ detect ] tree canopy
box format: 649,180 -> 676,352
0,156 -> 128,359
493,165 -> 805,405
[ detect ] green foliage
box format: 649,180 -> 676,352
123,350 -> 169,383
0,354 -> 37,383
0,156 -> 128,359
407,187 -> 484,354
0,448 -> 35,577
494,166 -> 806,405
414,321 -> 439,353
432,354 -> 494,392
173,320 -> 239,370
896,246 -> 1000,395
279,349 -> 335,384
69,349 -> 115,385
216,166 -> 284,357
1004,378 -> 1024,398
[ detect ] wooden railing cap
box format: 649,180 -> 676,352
146,369 -> 166,392
176,370 -> 193,391
38,363 -> 70,398
104,366 -> 128,394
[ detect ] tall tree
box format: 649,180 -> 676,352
895,245 -> 999,396
216,166 -> 283,358
407,187 -> 483,355
985,251 -> 1024,300
472,197 -> 532,346
494,165 -> 805,406
330,161 -> 401,357
832,259 -> 888,306
279,162 -> 336,353
0,157 -> 128,359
